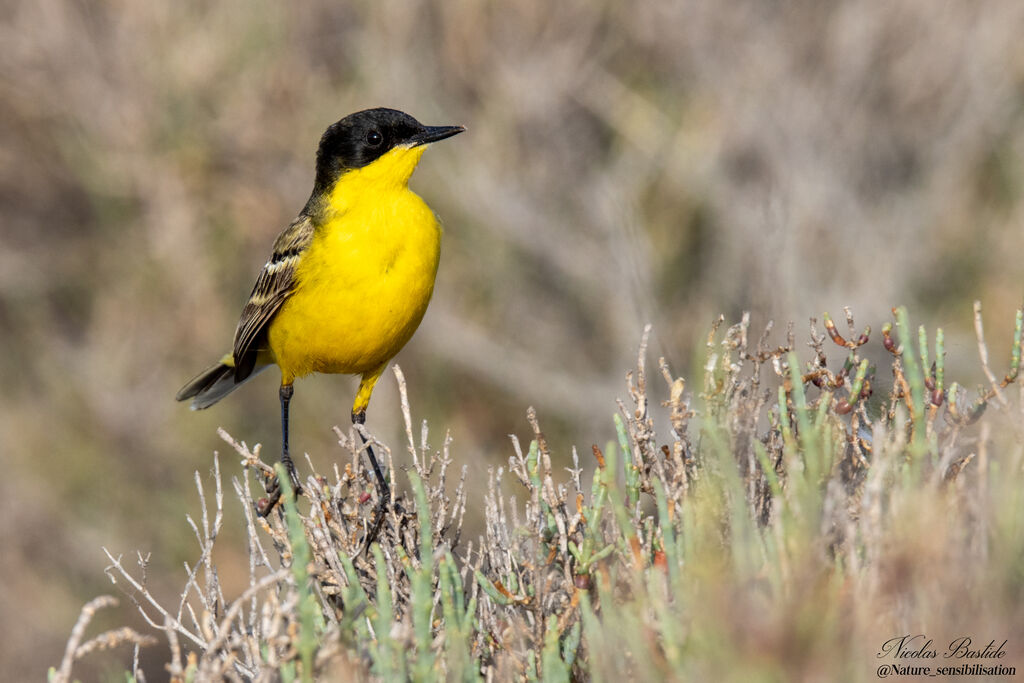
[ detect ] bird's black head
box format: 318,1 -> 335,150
309,108 -> 464,200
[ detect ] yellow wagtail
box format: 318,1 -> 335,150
177,107 -> 464,517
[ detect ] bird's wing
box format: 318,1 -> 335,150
231,214 -> 316,381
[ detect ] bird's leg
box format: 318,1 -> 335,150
279,383 -> 304,491
353,409 -> 391,503
258,382 -> 302,517
353,408 -> 391,548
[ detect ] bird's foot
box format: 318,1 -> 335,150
256,470 -> 304,517
360,492 -> 410,552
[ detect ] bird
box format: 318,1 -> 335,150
176,107 -> 464,520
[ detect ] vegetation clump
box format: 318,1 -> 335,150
53,304 -> 1024,682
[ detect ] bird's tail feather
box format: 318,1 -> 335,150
176,357 -> 269,410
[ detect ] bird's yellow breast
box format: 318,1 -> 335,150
266,146 -> 442,383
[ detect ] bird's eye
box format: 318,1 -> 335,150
366,130 -> 383,147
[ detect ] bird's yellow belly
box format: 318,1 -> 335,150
266,197 -> 441,383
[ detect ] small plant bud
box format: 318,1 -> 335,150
653,551 -> 668,570
823,312 -> 847,346
882,324 -> 897,353
256,498 -> 274,517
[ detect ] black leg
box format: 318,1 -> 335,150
279,383 -> 302,491
352,409 -> 390,502
258,383 -> 301,517
353,409 -> 390,548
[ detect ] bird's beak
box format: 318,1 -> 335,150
409,125 -> 466,147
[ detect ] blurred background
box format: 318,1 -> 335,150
2,0 -> 1023,678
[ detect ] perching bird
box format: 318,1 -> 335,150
177,107 -> 464,518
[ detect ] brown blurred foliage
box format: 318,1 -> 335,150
1,0 -> 1023,678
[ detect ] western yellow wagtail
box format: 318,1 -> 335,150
177,108 -> 464,519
